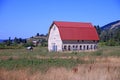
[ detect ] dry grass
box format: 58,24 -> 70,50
0,46 -> 120,80
0,62 -> 120,80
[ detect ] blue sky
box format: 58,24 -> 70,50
0,0 -> 120,39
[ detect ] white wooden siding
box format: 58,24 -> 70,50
48,24 -> 62,51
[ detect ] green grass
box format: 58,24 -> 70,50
0,46 -> 120,58
0,46 -> 120,72
92,46 -> 120,57
0,46 -> 120,57
0,58 -> 89,72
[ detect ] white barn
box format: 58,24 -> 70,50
48,21 -> 99,52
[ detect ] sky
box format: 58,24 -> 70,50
0,0 -> 120,39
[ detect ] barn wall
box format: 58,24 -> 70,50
62,43 -> 98,51
48,24 -> 62,52
63,40 -> 98,44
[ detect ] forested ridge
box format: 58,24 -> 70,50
95,20 -> 120,46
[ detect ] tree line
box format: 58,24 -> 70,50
94,25 -> 120,46
0,33 -> 48,49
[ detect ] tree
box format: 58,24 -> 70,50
7,37 -> 12,46
94,25 -> 101,35
45,33 -> 48,37
13,37 -> 27,44
41,38 -> 47,47
40,34 -> 44,36
14,37 -> 18,44
22,39 -> 27,43
36,33 -> 40,36
107,39 -> 116,46
100,27 -> 120,46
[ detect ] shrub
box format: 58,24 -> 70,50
92,50 -> 103,56
0,43 -> 22,49
23,42 -> 35,47
0,43 -> 5,49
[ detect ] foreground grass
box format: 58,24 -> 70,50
0,62 -> 120,80
0,46 -> 120,80
0,58 -> 82,72
0,46 -> 120,71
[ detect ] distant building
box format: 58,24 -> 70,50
48,21 -> 99,52
27,35 -> 47,46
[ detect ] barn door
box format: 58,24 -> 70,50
52,43 -> 57,52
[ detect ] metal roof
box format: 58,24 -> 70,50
52,21 -> 99,40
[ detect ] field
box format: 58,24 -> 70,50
0,46 -> 120,80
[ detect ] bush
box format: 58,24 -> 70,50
0,43 -> 22,49
41,42 -> 48,47
0,43 -> 5,49
23,42 -> 35,47
92,50 -> 103,56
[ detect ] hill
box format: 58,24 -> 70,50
0,39 -> 4,43
100,20 -> 120,46
101,20 -> 120,30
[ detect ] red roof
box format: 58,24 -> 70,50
52,21 -> 99,40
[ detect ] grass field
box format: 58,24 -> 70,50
0,46 -> 120,80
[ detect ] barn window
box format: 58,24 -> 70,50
91,45 -> 92,49
94,45 -> 97,49
73,45 -> 75,51
73,45 -> 75,48
83,45 -> 85,50
87,45 -> 89,50
93,40 -> 95,42
76,45 -> 78,48
80,45 -> 82,50
76,45 -> 78,50
68,45 -> 71,51
64,45 -> 67,50
82,40 -> 84,42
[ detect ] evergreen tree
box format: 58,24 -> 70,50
6,37 -> 12,46
14,37 -> 18,44
94,25 -> 101,35
36,33 -> 40,36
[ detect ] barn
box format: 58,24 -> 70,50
48,21 -> 99,52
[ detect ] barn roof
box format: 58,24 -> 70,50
52,21 -> 99,40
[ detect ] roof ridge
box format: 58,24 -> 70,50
54,21 -> 91,24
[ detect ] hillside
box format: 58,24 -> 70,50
0,40 -> 3,43
100,20 -> 120,46
101,20 -> 120,30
